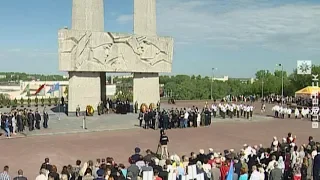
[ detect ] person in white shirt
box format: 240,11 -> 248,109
249,105 -> 254,119
283,107 -> 287,118
261,103 -> 266,113
272,105 -> 277,118
232,103 -> 237,117
184,111 -> 189,128
306,107 -> 310,118
35,169 -> 48,180
221,105 -> 226,119
258,167 -> 265,180
295,108 -> 300,119
278,106 -> 283,119
196,112 -> 201,127
229,104 -> 234,118
250,166 -> 260,180
301,107 -> 306,119
11,115 -> 16,135
246,105 -> 250,119
240,104 -> 244,117
212,105 -> 217,118
266,155 -> 277,173
287,107 -> 292,118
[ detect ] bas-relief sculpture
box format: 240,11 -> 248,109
58,29 -> 174,73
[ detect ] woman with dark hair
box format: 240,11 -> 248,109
61,166 -> 70,180
82,168 -> 94,180
48,165 -> 60,180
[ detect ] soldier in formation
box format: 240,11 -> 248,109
272,104 -> 318,120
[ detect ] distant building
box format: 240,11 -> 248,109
213,76 -> 255,84
213,76 -> 229,82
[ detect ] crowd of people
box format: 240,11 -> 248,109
1,132 -> 320,180
138,102 -> 256,130
0,107 -> 49,138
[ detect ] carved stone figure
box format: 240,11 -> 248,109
59,30 -> 174,72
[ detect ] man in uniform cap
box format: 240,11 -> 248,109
95,169 -> 105,180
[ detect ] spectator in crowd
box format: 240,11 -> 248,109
0,166 -> 10,180
13,169 -> 27,180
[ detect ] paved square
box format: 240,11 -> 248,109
0,115 -> 318,179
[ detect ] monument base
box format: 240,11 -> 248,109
68,72 -> 102,114
133,73 -> 160,108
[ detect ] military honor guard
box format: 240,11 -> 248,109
286,107 -> 292,118
240,104 -> 244,117
249,105 -> 254,118
272,104 -> 279,118
211,103 -> 217,118
229,103 -> 234,118
245,105 -> 250,119
221,104 -> 226,119
236,104 -> 240,118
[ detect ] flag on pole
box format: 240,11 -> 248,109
34,84 -> 46,95
20,84 -> 30,96
226,161 -> 234,180
47,83 -> 60,93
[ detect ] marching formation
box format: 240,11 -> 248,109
138,102 -> 255,130
271,105 -> 318,120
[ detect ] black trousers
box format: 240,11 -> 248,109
144,120 -> 149,129
43,118 -> 48,128
35,120 -> 40,129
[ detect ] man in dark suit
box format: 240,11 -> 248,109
35,111 -> 41,129
43,110 -> 49,128
28,110 -> 34,131
313,148 -> 320,180
269,162 -> 283,180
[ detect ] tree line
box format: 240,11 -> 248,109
1,65 -> 319,101
0,72 -> 66,82
159,65 -> 320,100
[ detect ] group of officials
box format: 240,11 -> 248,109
138,101 -> 255,130
0,108 -> 49,138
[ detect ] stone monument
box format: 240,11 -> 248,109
58,0 -> 174,115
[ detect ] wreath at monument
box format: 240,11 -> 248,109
140,103 -> 148,113
86,105 -> 94,116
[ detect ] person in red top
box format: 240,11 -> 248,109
153,169 -> 162,180
220,159 -> 231,180
287,132 -> 296,145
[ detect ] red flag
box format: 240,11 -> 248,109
34,84 -> 45,95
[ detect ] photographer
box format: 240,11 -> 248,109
159,130 -> 169,159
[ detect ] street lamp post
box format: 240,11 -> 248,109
276,64 -> 284,105
281,65 -> 284,104
261,70 -> 267,100
211,68 -> 217,101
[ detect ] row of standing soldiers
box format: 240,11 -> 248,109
0,108 -> 49,134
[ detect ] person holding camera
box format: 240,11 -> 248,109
159,130 -> 169,159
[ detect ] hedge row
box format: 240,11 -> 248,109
0,97 -> 60,108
